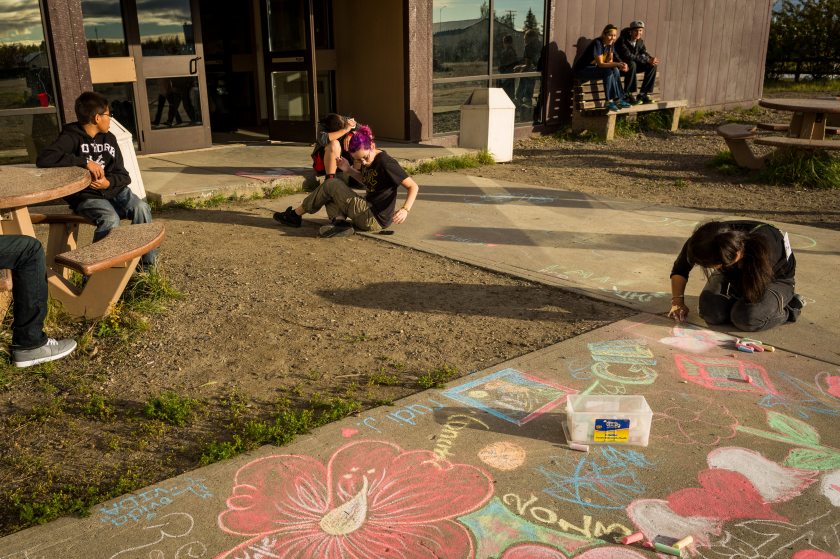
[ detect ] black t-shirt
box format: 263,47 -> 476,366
572,38 -> 618,74
360,150 -> 409,226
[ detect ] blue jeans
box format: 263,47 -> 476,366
576,66 -> 624,102
699,272 -> 795,332
622,60 -> 657,95
0,235 -> 48,350
74,187 -> 157,267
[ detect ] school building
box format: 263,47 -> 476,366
0,0 -> 774,162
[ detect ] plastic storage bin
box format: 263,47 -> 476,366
565,395 -> 653,446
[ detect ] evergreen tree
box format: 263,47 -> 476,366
523,8 -> 540,33
767,0 -> 840,80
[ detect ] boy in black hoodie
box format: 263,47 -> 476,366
37,91 -> 157,268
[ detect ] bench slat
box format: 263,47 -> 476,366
754,137 -> 840,150
54,222 -> 165,276
577,99 -> 687,115
716,123 -> 758,139
756,122 -> 789,132
30,213 -> 94,225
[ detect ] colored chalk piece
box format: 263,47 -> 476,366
741,337 -> 763,345
764,345 -> 776,352
674,535 -> 694,549
736,344 -> 754,353
653,542 -> 683,556
568,442 -> 590,452
621,532 -> 645,545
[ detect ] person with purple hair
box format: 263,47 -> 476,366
273,124 -> 419,238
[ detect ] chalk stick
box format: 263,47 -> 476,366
568,442 -> 590,452
736,344 -> 754,353
674,535 -> 694,549
764,345 -> 776,352
654,542 -> 683,556
741,337 -> 762,345
620,532 -> 644,545
642,540 -> 655,548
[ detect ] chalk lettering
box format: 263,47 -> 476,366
502,492 -> 631,539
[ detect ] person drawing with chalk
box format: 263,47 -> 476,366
668,220 -> 805,332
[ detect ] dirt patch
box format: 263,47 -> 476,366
2,91 -> 838,535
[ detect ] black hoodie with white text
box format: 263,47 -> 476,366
36,122 -> 131,208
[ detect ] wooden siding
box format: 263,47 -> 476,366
544,0 -> 773,125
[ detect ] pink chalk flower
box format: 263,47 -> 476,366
216,440 -> 494,559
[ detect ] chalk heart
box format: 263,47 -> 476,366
340,427 -> 359,438
792,552 -> 839,559
668,469 -> 787,522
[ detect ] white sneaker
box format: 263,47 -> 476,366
13,338 -> 77,368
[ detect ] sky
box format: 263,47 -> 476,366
434,0 -> 546,30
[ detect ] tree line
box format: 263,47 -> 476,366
766,0 -> 840,81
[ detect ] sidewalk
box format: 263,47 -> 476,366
3,170 -> 839,557
138,141 -> 474,203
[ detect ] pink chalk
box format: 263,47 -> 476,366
642,540 -> 655,548
621,532 -> 645,545
746,376 -> 755,384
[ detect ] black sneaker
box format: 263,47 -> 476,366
786,293 -> 806,322
273,207 -> 302,227
318,223 -> 354,238
640,94 -> 654,104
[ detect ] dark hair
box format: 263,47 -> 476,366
321,113 -> 347,133
75,91 -> 109,124
686,221 -> 774,303
502,34 -> 513,45
348,124 -> 373,153
602,24 -> 618,36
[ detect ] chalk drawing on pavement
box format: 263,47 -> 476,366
433,413 -> 491,461
98,478 -> 212,527
674,354 -> 778,394
652,392 -> 739,446
627,499 -> 721,549
738,411 -> 840,471
819,469 -> 840,506
215,440 -> 493,559
707,447 -> 818,503
760,370 -> 840,419
442,368 -> 575,426
478,441 -> 527,471
459,496 -> 598,559
536,446 -> 653,510
816,371 -> 840,402
658,324 -> 736,353
588,339 -> 658,385
109,512 -> 196,559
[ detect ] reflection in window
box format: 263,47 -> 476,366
267,0 -> 306,52
432,0 -> 546,133
147,77 -> 202,128
0,113 -> 59,165
82,0 -> 128,57
271,71 -> 310,121
0,0 -> 55,109
93,83 -> 139,147
138,0 -> 196,56
433,80 -> 486,134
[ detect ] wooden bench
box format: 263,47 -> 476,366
0,268 -> 11,324
716,123 -> 766,170
572,73 -> 688,140
47,222 -> 165,319
754,136 -> 840,150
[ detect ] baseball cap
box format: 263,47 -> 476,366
629,20 -> 645,29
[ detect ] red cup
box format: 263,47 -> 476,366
37,93 -> 49,107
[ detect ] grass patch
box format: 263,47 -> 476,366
680,109 -> 710,127
121,266 -> 182,314
763,78 -> 840,94
368,371 -> 399,386
150,184 -> 301,212
615,111 -> 673,138
417,364 -> 458,389
80,393 -> 114,420
200,397 -> 362,465
143,391 -> 202,426
550,127 -> 604,142
708,150 -> 748,176
759,149 -> 840,190
404,150 -> 494,175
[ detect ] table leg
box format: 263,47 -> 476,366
812,111 -> 826,140
0,208 -> 35,237
788,112 -> 803,138
797,112 -> 817,139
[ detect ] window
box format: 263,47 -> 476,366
0,0 -> 59,164
81,0 -> 128,57
432,0 -> 546,133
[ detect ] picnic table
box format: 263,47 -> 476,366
758,98 -> 840,142
0,164 -> 164,319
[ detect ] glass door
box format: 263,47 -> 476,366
128,0 -> 211,152
263,0 -> 318,142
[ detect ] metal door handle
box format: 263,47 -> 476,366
189,56 -> 202,75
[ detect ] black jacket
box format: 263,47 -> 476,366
616,28 -> 652,65
36,123 -> 131,207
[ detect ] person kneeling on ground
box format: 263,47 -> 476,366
273,124 -> 419,238
37,91 -> 157,270
615,20 -> 659,104
668,220 -> 804,332
1,235 -> 76,368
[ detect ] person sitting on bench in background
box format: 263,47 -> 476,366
572,24 -> 632,113
1,235 -> 76,368
273,124 -> 419,238
616,20 -> 659,105
37,91 -> 157,270
668,220 -> 804,332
